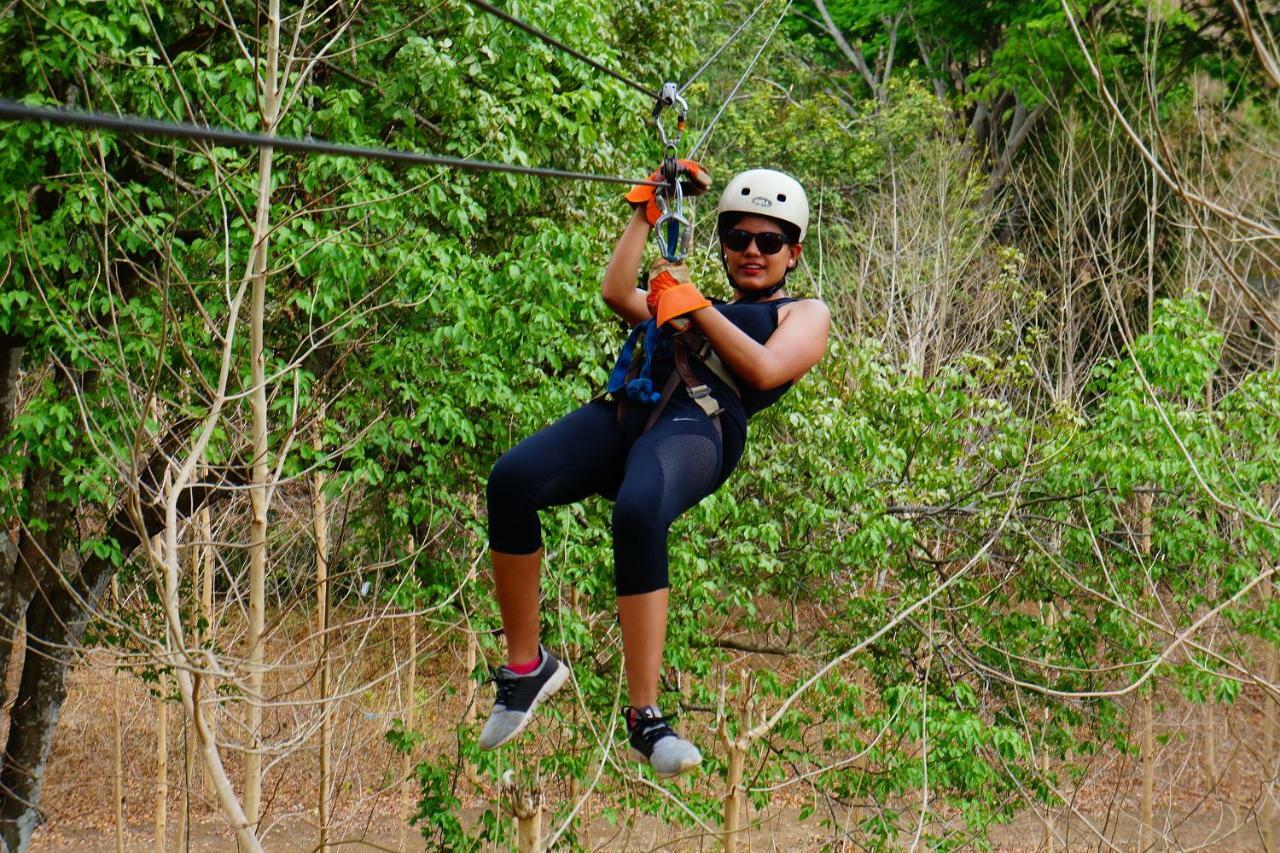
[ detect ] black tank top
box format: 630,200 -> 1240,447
641,297 -> 801,433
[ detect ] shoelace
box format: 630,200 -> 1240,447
628,709 -> 680,752
490,666 -> 520,707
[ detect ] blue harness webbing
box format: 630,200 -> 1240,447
606,319 -> 664,405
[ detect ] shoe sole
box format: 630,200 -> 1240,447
627,746 -> 702,778
481,660 -> 571,750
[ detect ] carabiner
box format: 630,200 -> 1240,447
651,179 -> 691,262
650,81 -> 691,262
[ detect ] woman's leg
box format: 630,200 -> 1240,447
491,548 -> 543,666
612,404 -> 727,706
617,588 -> 668,708
479,402 -> 627,750
486,401 -> 624,663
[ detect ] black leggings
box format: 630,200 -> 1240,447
487,396 -> 744,596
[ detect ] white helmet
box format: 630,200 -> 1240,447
715,169 -> 809,242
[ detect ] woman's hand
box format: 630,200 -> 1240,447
624,160 -> 712,226
647,260 -> 711,329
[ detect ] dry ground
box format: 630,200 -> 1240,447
19,611 -> 1280,851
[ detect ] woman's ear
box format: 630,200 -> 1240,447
787,243 -> 803,269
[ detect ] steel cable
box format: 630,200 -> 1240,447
0,99 -> 662,187
679,0 -> 772,93
687,1 -> 792,158
459,0 -> 660,100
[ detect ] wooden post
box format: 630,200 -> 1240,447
111,576 -> 125,853
198,503 -> 215,803
721,669 -> 754,852
156,674 -> 168,852
1137,490 -> 1155,852
312,414 -> 332,850
502,770 -> 542,852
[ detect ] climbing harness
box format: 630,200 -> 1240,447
609,325 -> 741,441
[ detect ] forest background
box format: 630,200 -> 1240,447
2,0 -> 1279,849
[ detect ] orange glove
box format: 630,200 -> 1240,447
647,260 -> 711,328
625,159 -> 712,226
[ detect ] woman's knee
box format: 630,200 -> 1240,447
611,498 -> 670,595
486,451 -> 543,554
487,450 -> 533,509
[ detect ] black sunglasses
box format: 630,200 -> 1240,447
719,228 -> 792,256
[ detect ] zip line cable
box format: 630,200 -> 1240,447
679,0 -> 772,93
0,99 -> 663,188
687,1 -> 792,158
459,0 -> 659,100
3,0 -> 793,191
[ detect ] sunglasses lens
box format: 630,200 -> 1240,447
721,229 -> 788,255
755,233 -> 787,254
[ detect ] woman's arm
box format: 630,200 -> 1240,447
600,210 -> 653,326
689,299 -> 831,391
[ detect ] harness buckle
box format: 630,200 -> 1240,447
686,384 -> 723,417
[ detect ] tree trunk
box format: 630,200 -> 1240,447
1,463 -> 67,722
1262,582 -> 1278,852
0,334 -> 23,442
0,420 -> 236,849
244,0 -> 281,826
0,337 -> 21,668
0,564 -> 111,851
1140,688 -> 1154,850
1137,491 -> 1155,851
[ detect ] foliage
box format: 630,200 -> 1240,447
2,0 -> 1279,848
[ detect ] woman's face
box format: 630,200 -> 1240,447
720,214 -> 803,296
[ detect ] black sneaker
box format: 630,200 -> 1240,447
477,646 -> 570,750
625,705 -> 702,777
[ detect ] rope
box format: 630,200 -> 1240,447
460,0 -> 659,100
0,99 -> 662,188
687,1 -> 792,158
679,0 -> 772,93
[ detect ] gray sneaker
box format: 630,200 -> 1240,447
625,705 -> 702,778
477,646 -> 570,750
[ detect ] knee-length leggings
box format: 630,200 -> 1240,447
487,396 -> 744,596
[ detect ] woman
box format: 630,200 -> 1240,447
480,167 -> 830,777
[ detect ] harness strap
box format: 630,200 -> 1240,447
674,340 -> 724,442
642,369 -> 684,433
616,347 -> 646,427
688,334 -> 742,398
